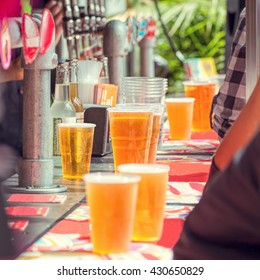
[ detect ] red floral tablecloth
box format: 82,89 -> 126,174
17,131 -> 217,260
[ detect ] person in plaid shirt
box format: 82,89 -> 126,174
174,68 -> 260,259
211,8 -> 246,140
173,9 -> 260,259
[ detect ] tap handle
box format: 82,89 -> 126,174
62,1 -> 74,38
70,0 -> 82,35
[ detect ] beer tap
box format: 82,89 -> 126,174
70,0 -> 82,59
99,0 -> 106,28
103,20 -> 127,103
5,11 -> 66,193
138,17 -> 156,77
85,0 -> 96,57
62,0 -> 74,59
78,0 -> 89,56
94,0 -> 101,29
88,0 -> 96,34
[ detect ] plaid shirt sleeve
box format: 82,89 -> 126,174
211,8 -> 246,139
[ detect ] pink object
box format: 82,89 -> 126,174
0,17 -> 11,69
146,17 -> 156,39
39,8 -> 55,54
22,13 -> 39,64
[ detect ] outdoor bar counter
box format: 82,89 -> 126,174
1,124 -> 219,260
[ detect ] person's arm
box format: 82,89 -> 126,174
174,129 -> 260,259
210,8 -> 246,140
214,76 -> 260,171
208,75 -> 260,181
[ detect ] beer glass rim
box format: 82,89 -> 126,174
57,123 -> 96,128
183,80 -> 217,86
116,103 -> 161,107
165,97 -> 195,103
117,163 -> 170,174
117,103 -> 163,113
83,172 -> 141,184
107,106 -> 154,112
121,80 -> 168,88
122,76 -> 167,81
122,93 -> 165,97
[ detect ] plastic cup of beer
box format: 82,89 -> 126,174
58,123 -> 96,180
165,97 -> 195,140
107,106 -> 154,171
117,163 -> 170,242
83,172 -> 140,254
149,109 -> 163,163
116,103 -> 163,164
183,80 -> 216,132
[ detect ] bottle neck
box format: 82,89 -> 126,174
69,83 -> 79,99
70,70 -> 78,84
69,61 -> 78,83
54,84 -> 70,101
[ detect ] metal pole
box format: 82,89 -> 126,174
139,36 -> 155,77
6,15 -> 67,193
103,20 -> 126,103
19,68 -> 54,188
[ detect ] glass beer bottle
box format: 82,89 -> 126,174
50,62 -> 76,156
68,59 -> 84,123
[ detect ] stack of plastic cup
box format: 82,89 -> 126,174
121,77 -> 168,105
120,77 -> 168,150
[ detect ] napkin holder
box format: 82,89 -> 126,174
84,104 -> 112,156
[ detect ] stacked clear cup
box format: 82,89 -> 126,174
121,77 -> 168,104
120,77 -> 168,159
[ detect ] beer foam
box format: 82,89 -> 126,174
183,80 -> 217,86
117,164 -> 170,174
107,108 -> 153,113
165,98 -> 195,103
57,123 -> 96,128
83,172 -> 141,184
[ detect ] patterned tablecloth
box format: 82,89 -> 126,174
19,179 -> 204,260
17,130 -> 217,260
19,208 -> 184,260
159,128 -> 219,155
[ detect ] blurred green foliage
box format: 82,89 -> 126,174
126,0 -> 226,94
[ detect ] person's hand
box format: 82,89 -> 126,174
44,1 -> 63,46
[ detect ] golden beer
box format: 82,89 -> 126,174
58,123 -> 96,180
165,98 -> 195,140
148,113 -> 162,163
84,173 -> 140,254
118,164 -> 170,242
184,81 -> 216,132
108,109 -> 153,171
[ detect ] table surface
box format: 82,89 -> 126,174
2,128 -> 219,260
